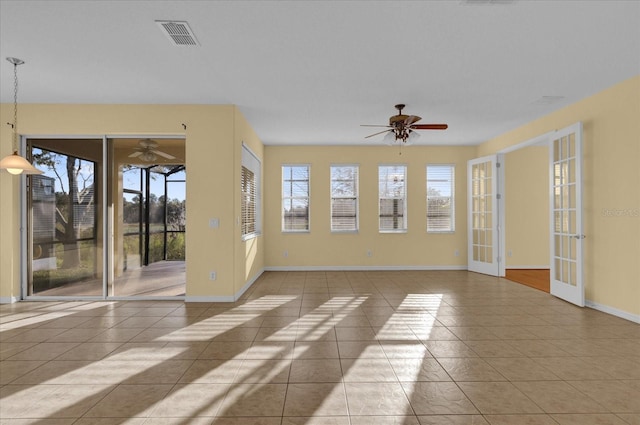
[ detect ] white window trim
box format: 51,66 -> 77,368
330,164 -> 359,233
282,164 -> 311,233
378,164 -> 408,233
426,164 -> 456,234
241,143 -> 261,241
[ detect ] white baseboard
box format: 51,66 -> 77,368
184,295 -> 236,303
234,268 -> 265,300
505,265 -> 550,270
264,265 -> 467,272
586,300 -> 640,324
185,268 -> 265,303
0,296 -> 19,304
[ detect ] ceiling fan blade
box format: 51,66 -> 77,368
410,124 -> 448,130
365,129 -> 393,139
152,150 -> 176,159
361,124 -> 391,128
404,115 -> 422,125
129,151 -> 142,158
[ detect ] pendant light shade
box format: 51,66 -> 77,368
0,57 -> 43,175
0,151 -> 43,175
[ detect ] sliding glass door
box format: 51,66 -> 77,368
25,137 -> 186,298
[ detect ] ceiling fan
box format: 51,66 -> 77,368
362,104 -> 448,144
128,138 -> 176,162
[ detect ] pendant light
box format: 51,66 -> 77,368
0,57 -> 42,175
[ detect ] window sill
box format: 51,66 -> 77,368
379,230 -> 408,234
331,230 -> 359,234
282,230 -> 311,234
241,232 -> 261,242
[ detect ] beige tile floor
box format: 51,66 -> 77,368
0,270 -> 639,425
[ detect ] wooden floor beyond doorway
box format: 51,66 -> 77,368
505,268 -> 550,293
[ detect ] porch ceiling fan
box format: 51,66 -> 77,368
128,138 -> 176,162
362,104 -> 448,144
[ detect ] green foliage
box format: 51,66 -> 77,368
148,232 -> 185,262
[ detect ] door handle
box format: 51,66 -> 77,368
572,234 -> 586,239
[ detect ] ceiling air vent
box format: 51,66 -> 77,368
156,20 -> 199,46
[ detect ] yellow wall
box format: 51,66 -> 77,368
0,104 -> 264,300
264,145 -> 475,268
2,77 -> 638,318
504,145 -> 549,267
479,75 -> 640,317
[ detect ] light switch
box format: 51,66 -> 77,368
209,218 -> 219,228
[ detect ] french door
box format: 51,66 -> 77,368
467,155 -> 500,276
549,123 -> 584,306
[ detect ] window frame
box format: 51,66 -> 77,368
241,143 -> 261,241
282,164 -> 311,233
426,164 -> 455,233
378,164 -> 408,233
330,164 -> 359,233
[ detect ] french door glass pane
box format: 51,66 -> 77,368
471,162 -> 493,264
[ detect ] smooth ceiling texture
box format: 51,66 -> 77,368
0,0 -> 638,146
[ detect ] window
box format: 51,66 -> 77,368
282,165 -> 310,231
427,164 -> 455,232
331,165 -> 358,232
241,144 -> 261,239
379,165 -> 407,232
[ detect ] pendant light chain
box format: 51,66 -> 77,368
0,57 -> 41,174
12,60 -> 19,151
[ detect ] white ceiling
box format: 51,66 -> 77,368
1,0 -> 638,146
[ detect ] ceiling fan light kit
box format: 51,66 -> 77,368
139,150 -> 157,162
362,103 -> 448,145
128,138 -> 176,162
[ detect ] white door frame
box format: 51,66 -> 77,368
494,123 -> 584,306
495,130 -> 555,278
19,133 -> 185,301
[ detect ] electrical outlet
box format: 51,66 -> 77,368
209,271 -> 217,281
508,250 -> 513,257
209,218 -> 219,228
367,250 -> 373,257
454,250 -> 460,257
283,250 -> 288,258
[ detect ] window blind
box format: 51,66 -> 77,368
427,164 -> 455,232
241,144 -> 261,239
241,166 -> 256,235
282,165 -> 310,231
379,165 -> 407,231
331,165 -> 358,231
